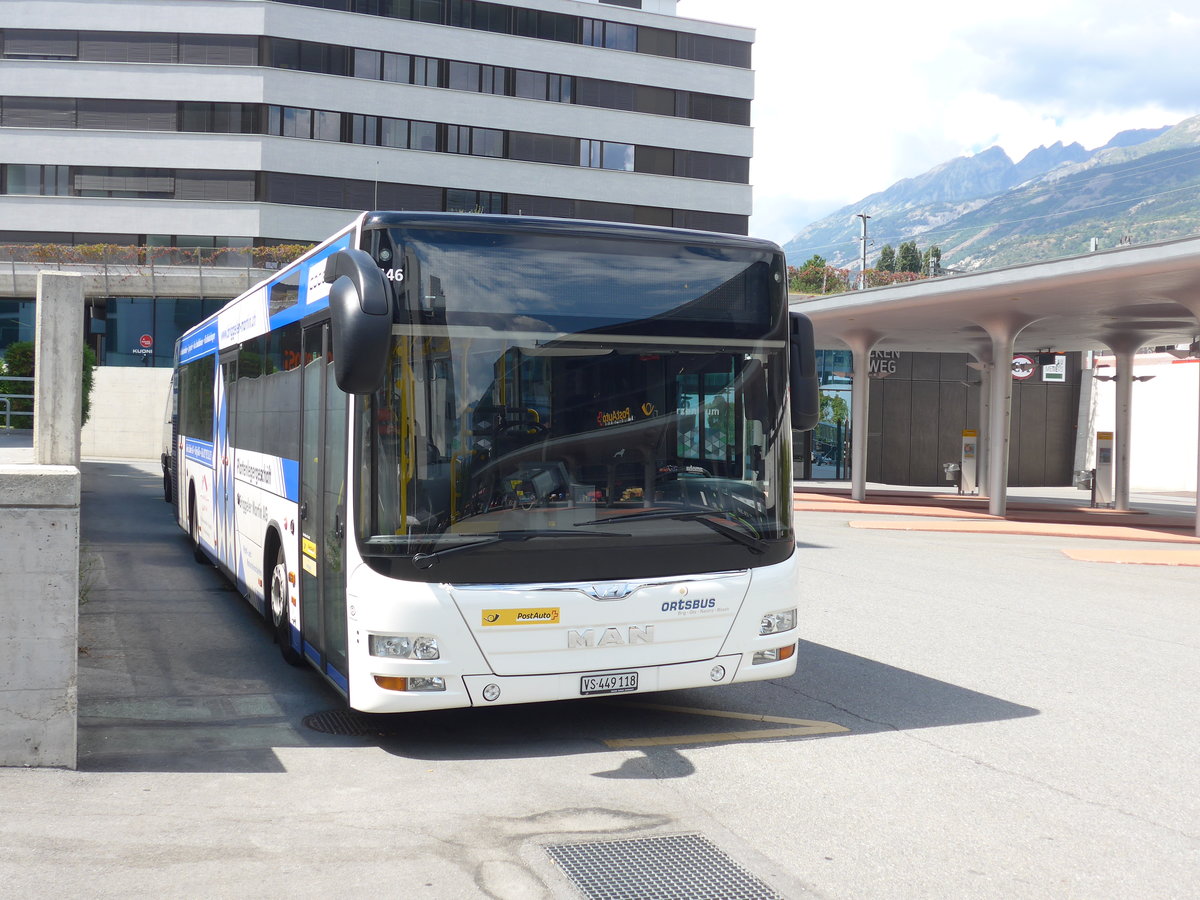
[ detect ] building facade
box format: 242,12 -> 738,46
0,0 -> 754,252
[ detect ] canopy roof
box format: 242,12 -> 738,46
791,234 -> 1200,355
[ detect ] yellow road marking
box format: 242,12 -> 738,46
602,700 -> 849,749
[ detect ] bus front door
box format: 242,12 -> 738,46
299,322 -> 350,692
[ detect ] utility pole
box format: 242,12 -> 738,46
856,213 -> 871,290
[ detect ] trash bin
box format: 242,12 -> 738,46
1074,469 -> 1094,490
942,462 -> 960,482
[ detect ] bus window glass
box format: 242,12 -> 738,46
356,225 -> 791,582
179,354 -> 214,440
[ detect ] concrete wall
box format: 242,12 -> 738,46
1,271 -> 82,769
0,465 -> 80,768
82,368 -> 173,460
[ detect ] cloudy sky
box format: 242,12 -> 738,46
677,0 -> 1200,245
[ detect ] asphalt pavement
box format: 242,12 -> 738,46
2,455 -> 1198,898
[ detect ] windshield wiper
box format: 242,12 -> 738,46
574,508 -> 769,554
411,529 -> 630,569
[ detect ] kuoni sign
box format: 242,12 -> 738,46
1012,354 -> 1036,380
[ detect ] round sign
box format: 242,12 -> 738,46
1011,354 -> 1036,380
139,333 -> 153,349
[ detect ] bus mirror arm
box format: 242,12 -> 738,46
789,311 -> 819,432
325,248 -> 394,395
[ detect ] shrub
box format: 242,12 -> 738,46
0,341 -> 98,426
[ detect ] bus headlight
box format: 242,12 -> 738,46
759,608 -> 797,635
369,634 -> 440,659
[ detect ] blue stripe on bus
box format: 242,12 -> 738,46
178,321 -> 219,364
183,438 -> 215,467
326,665 -> 349,693
303,641 -> 321,665
281,458 -> 300,502
268,232 -> 355,330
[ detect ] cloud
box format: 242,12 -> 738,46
962,8 -> 1200,111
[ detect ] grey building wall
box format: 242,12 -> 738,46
866,352 -> 1082,487
0,0 -> 754,245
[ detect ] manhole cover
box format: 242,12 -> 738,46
545,833 -> 783,900
302,709 -> 385,736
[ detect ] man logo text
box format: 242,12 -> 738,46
568,626 -> 654,648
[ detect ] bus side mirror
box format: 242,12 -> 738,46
325,248 -> 393,394
789,311 -> 819,431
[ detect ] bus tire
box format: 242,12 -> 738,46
188,487 -> 206,564
270,542 -> 303,667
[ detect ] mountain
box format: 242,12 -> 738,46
782,118 -> 1193,273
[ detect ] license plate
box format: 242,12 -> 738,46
580,671 -> 638,695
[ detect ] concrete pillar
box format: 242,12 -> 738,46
842,331 -> 880,502
974,313 -> 1041,517
33,272 -> 84,466
978,365 -> 992,497
967,345 -> 994,498
1112,347 -> 1135,512
1102,333 -> 1151,513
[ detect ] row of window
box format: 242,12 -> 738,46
0,164 -> 749,235
0,30 -> 748,125
0,97 -> 750,184
270,0 -> 750,67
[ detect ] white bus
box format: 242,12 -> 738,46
171,212 -> 817,713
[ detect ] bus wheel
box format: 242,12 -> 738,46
270,544 -> 303,667
188,490 -> 206,564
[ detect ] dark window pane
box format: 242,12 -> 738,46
448,61 -> 479,91
605,23 -> 636,51
514,70 -> 546,100
634,145 -> 672,176
354,48 -> 381,79
473,127 -> 503,157
382,52 -> 411,83
175,170 -> 255,201
77,99 -> 176,131
179,34 -> 258,66
634,84 -> 674,116
3,30 -> 78,59
637,27 -> 675,58
410,120 -> 437,151
269,38 -> 300,69
2,97 -> 76,128
211,103 -> 245,134
413,57 -> 440,86
4,165 -> 42,194
314,109 -> 341,141
481,65 -> 505,94
180,102 -> 211,132
78,32 -> 178,63
380,117 -> 409,148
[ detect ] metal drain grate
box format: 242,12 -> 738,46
545,833 -> 783,900
303,709 -> 386,737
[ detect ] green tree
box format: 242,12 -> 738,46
876,244 -> 896,272
897,240 -> 922,273
921,245 -> 943,276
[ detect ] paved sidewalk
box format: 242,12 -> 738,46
0,428 -> 32,463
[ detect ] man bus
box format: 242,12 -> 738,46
171,212 -> 817,712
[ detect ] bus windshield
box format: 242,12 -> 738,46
355,224 -> 793,583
